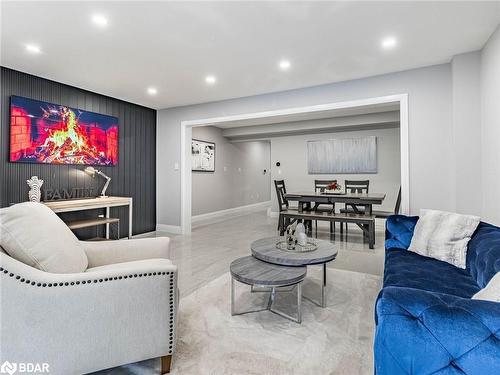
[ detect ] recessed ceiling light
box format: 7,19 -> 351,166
279,59 -> 291,71
25,44 -> 41,54
205,75 -> 217,85
92,14 -> 108,27
147,87 -> 158,95
381,37 -> 397,49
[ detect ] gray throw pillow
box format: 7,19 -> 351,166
0,202 -> 88,273
472,272 -> 500,302
408,209 -> 480,269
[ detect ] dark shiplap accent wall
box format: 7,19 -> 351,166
0,67 -> 156,238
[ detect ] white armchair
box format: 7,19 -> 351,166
0,203 -> 178,375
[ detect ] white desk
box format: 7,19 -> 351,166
44,196 -> 133,239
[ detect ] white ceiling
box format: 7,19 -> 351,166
2,1 -> 499,109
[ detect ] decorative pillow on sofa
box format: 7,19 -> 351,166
472,272 -> 500,302
0,202 -> 88,273
408,209 -> 480,269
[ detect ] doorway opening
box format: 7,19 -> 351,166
181,94 -> 409,234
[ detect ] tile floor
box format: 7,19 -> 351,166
139,210 -> 386,297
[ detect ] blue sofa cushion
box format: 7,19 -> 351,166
385,214 -> 419,250
375,287 -> 500,375
384,248 -> 481,298
466,222 -> 500,288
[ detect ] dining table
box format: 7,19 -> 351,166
284,191 -> 386,248
284,191 -> 386,215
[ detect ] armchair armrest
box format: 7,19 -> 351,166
385,215 -> 419,250
375,286 -> 500,375
0,251 -> 177,374
81,237 -> 171,268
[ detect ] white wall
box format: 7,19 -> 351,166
451,52 -> 482,215
191,126 -> 270,216
269,127 -> 401,213
157,63 -> 453,227
481,25 -> 500,224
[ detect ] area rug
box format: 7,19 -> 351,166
96,267 -> 382,375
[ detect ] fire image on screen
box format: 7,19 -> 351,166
10,96 -> 118,165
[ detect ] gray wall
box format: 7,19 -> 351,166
191,126 -> 270,216
157,63 -> 453,227
269,127 -> 401,213
1,67 -> 157,238
481,25 -> 500,225
451,52 -> 482,215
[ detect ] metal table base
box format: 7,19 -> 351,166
302,263 -> 327,308
231,277 -> 302,324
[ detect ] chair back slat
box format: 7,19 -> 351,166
394,187 -> 402,214
314,179 -> 337,193
274,180 -> 288,212
345,180 -> 369,194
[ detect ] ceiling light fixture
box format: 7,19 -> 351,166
205,75 -> 217,85
279,59 -> 291,71
92,14 -> 108,27
147,87 -> 158,95
381,36 -> 397,49
25,44 -> 41,54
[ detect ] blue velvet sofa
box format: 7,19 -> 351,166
374,215 -> 500,374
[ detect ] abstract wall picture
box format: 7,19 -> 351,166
192,139 -> 215,172
307,136 -> 377,174
10,96 -> 118,165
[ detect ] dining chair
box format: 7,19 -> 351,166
313,179 -> 337,235
274,180 -> 309,234
340,180 -> 369,232
275,180 -> 293,232
274,180 -> 289,213
371,186 -> 401,218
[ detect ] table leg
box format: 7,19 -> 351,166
105,206 -> 110,240
231,277 -> 235,315
369,220 -> 375,249
322,263 -> 327,308
297,282 -> 302,323
302,263 -> 328,308
129,199 -> 133,239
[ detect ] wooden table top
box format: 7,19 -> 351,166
43,196 -> 132,212
230,256 -> 307,286
251,237 -> 338,266
285,192 -> 386,201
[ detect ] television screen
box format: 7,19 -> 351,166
10,96 -> 118,165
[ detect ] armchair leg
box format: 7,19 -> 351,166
160,355 -> 172,374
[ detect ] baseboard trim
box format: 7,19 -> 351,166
268,210 -> 279,218
192,201 -> 271,228
156,224 -> 182,234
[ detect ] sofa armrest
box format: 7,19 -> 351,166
375,286 -> 500,375
81,237 -> 171,268
0,252 -> 177,374
385,215 -> 419,250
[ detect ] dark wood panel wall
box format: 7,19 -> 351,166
0,67 -> 156,238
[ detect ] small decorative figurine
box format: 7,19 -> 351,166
27,176 -> 44,202
286,221 -> 298,250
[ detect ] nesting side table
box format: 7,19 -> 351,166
230,256 -> 306,323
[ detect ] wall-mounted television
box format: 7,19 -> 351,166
10,96 -> 118,165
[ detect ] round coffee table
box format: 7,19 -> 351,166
230,256 -> 306,323
251,237 -> 337,307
